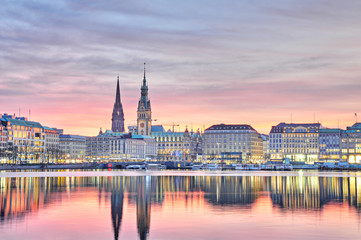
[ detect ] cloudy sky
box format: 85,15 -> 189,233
1,0 -> 360,135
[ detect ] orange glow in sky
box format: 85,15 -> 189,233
1,1 -> 361,136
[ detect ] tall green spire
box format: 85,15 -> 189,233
143,62 -> 147,86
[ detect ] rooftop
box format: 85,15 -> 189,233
348,122 -> 361,129
205,124 -> 255,131
4,117 -> 43,129
151,125 -> 165,133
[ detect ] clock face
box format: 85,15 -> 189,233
140,123 -> 145,128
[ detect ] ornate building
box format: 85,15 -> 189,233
151,126 -> 203,161
137,64 -> 152,136
112,76 -> 125,133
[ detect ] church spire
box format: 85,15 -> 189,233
115,75 -> 121,104
142,62 -> 147,88
112,75 -> 125,132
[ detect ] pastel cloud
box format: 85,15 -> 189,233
0,0 -> 360,135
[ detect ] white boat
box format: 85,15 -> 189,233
126,164 -> 145,170
191,164 -> 203,170
146,163 -> 166,170
248,164 -> 261,170
232,164 -> 261,170
233,164 -> 249,170
261,164 -> 293,171
206,163 -> 222,170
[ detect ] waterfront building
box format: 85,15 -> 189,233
151,126 -> 202,161
111,76 -> 125,132
319,128 -> 341,162
0,114 -> 45,164
59,134 -> 86,163
137,64 -> 152,136
261,134 -> 270,160
86,130 -> 157,162
44,127 -> 61,163
269,123 -> 321,163
341,123 -> 361,164
0,118 -> 8,162
203,124 -> 263,162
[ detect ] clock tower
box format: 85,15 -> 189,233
111,76 -> 125,132
137,63 -> 152,136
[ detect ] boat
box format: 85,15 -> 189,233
146,163 -> 166,170
191,164 -> 203,170
248,164 -> 261,170
232,164 -> 249,170
205,163 -> 222,170
126,164 -> 145,170
261,164 -> 293,171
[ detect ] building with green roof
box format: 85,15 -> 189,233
0,114 -> 45,164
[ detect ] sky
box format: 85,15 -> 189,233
1,0 -> 361,136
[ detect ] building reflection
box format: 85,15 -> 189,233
269,176 -> 361,209
199,176 -> 263,205
136,176 -> 151,240
110,176 -> 124,240
1,173 -> 361,238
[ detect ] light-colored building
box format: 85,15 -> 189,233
0,114 -> 45,164
151,126 -> 202,162
319,128 -> 341,162
269,123 -> 321,163
59,134 -> 86,163
261,134 -> 270,160
44,127 -> 61,163
203,124 -> 263,162
86,130 -> 157,162
341,123 -> 361,164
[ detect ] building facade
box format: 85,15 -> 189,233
44,127 -> 61,163
151,127 -> 202,161
203,124 -> 263,162
319,128 -> 341,162
341,123 -> 361,164
86,130 -> 157,162
59,134 -> 86,163
137,65 -> 152,136
269,123 -> 321,163
0,114 -> 45,164
111,76 -> 125,132
261,134 -> 270,160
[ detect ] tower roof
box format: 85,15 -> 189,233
115,75 -> 121,104
112,75 -> 125,132
138,63 -> 151,110
142,62 -> 148,90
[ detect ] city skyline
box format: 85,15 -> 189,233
1,1 -> 361,135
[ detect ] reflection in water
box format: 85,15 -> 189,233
136,176 -> 151,240
1,174 -> 361,239
111,177 -> 124,240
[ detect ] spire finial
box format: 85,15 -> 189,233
115,75 -> 121,104
143,62 -> 146,80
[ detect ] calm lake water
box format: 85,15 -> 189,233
1,170 -> 361,240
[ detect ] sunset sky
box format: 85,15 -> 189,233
1,0 -> 361,136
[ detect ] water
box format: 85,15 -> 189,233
1,170 -> 361,240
